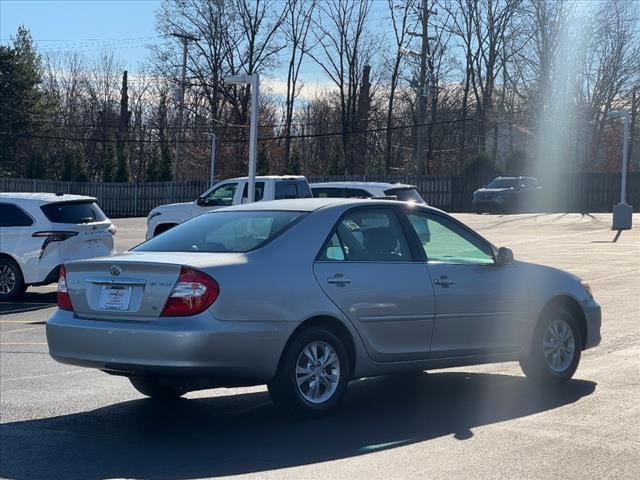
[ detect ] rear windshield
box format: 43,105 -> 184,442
134,210 -> 306,253
487,178 -> 517,188
384,187 -> 425,203
41,201 -> 107,223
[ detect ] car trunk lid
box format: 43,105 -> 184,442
64,252 -> 239,320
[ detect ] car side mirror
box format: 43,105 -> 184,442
496,247 -> 514,266
196,196 -> 206,206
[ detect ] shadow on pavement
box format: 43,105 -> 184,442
0,372 -> 596,480
0,290 -> 56,315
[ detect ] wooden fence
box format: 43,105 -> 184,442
2,173 -> 638,217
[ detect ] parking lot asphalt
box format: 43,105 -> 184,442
1,213 -> 639,480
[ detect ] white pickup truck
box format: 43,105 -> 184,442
145,176 -> 311,239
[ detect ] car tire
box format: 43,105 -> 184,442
268,326 -> 351,416
129,376 -> 186,400
520,306 -> 582,384
0,257 -> 26,301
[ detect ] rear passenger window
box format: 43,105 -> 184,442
275,182 -> 299,199
312,188 -> 342,198
40,201 -> 107,224
242,182 -> 265,201
320,209 -> 412,262
344,189 -> 371,198
0,203 -> 33,227
296,181 -> 313,198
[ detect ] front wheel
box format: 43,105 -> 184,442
129,376 -> 186,400
520,307 -> 582,384
268,327 -> 351,416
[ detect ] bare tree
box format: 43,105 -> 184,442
307,0 -> 373,174
470,0 -> 522,155
580,0 -> 640,169
384,0 -> 415,173
283,0 -> 316,167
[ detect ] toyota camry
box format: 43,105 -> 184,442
46,198 -> 601,415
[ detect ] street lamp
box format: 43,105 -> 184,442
224,73 -> 259,202
608,111 -> 633,230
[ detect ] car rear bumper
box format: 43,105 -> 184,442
46,309 -> 293,380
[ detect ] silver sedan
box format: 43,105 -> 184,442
47,198 -> 601,415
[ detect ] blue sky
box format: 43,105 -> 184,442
1,0 -> 400,96
1,0 -> 161,70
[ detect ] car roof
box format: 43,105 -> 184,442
0,192 -> 97,204
223,175 -> 307,182
309,181 -> 416,190
213,197 -> 435,213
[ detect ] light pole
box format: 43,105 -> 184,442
608,111 -> 633,230
209,133 -> 216,188
224,73 -> 259,202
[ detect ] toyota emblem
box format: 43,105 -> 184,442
110,265 -> 122,277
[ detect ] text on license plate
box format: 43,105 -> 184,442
98,285 -> 132,310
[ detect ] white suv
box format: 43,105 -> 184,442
310,181 -> 427,203
0,193 -> 116,301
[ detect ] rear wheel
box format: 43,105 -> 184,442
129,376 -> 186,400
0,258 -> 26,301
520,306 -> 582,384
268,326 -> 351,416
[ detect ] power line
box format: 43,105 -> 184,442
0,115 -> 480,145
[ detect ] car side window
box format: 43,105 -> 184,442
241,182 -> 265,201
275,182 -> 299,199
320,208 -> 412,262
313,187 -> 342,198
202,182 -> 237,206
407,213 -> 494,265
0,203 -> 34,227
343,188 -> 371,198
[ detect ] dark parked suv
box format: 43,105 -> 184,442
473,176 -> 542,213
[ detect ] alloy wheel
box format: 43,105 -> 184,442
295,340 -> 341,404
543,318 -> 576,373
0,265 -> 17,295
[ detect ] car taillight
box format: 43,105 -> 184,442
57,265 -> 74,311
108,224 -> 117,235
161,267 -> 219,317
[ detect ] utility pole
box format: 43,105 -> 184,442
171,32 -> 199,181
410,0 -> 436,175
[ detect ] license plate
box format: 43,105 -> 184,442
98,285 -> 132,311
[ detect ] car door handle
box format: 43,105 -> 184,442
434,276 -> 455,288
327,274 -> 351,286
